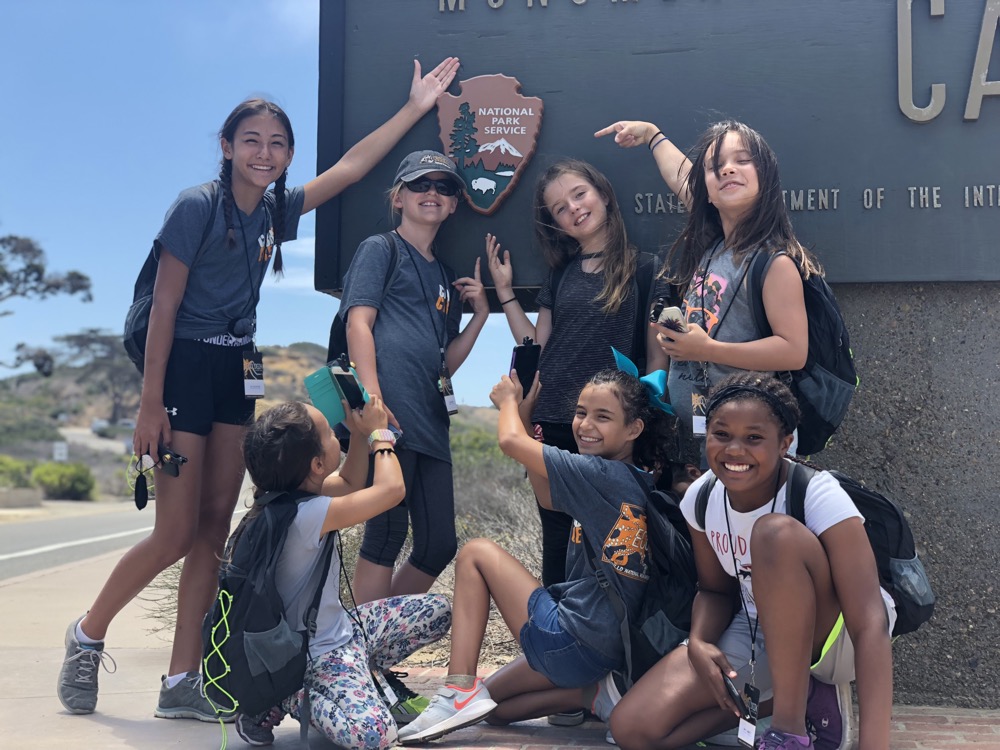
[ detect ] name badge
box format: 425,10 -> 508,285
243,350 -> 265,399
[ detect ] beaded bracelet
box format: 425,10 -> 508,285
373,447 -> 396,457
648,130 -> 665,150
500,297 -> 517,306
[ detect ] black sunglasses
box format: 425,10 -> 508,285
404,178 -> 461,197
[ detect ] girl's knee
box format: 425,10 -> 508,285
457,537 -> 500,565
750,513 -> 814,565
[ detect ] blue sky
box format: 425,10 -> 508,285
1,0 -> 515,405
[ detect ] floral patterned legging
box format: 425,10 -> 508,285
281,594 -> 451,750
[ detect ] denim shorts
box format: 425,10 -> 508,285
519,587 -> 619,689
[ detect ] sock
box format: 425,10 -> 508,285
76,620 -> 102,646
164,672 -> 189,689
446,674 -> 477,690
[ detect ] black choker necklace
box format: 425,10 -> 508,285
579,251 -> 604,260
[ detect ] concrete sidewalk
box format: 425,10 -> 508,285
2,548 -> 999,750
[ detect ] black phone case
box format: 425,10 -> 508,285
510,343 -> 541,397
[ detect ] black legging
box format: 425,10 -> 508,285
535,421 -> 578,587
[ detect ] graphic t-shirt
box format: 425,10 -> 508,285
543,446 -> 651,663
679,465 -> 861,619
155,181 -> 306,340
339,233 -> 461,463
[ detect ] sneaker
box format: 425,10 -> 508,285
707,716 -> 773,746
397,678 -> 497,744
805,677 -> 853,750
235,710 -> 281,746
591,671 -> 625,723
548,709 -> 585,726
384,670 -> 430,725
58,615 -> 116,715
154,671 -> 233,722
606,728 -> 617,745
757,728 -> 815,750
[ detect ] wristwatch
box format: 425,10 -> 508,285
368,429 -> 397,448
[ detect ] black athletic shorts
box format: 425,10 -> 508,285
161,338 -> 255,435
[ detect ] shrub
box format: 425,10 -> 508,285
0,454 -> 35,488
31,462 -> 95,500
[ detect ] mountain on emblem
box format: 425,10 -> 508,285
436,74 -> 543,216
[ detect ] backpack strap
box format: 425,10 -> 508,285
746,249 -> 800,340
631,252 -> 658,369
583,464 -> 654,687
785,461 -> 816,525
694,473 -> 719,529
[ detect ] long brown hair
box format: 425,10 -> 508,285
533,159 -> 636,315
664,121 -> 822,288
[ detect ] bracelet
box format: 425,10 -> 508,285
500,297 -> 517,307
648,130 -> 665,150
373,447 -> 396,457
651,137 -> 669,153
368,429 -> 396,448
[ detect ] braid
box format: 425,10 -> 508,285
705,371 -> 800,436
220,159 -> 237,249
271,168 -> 287,276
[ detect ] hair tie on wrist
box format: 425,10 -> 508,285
373,447 -> 396,457
648,130 -> 665,150
500,297 -> 517,307
651,137 -> 669,153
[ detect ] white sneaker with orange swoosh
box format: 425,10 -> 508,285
397,677 -> 497,744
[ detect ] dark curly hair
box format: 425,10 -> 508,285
584,369 -> 678,474
705,371 -> 800,437
218,98 -> 294,275
242,401 -> 322,500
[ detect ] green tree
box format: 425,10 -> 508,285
449,102 -> 480,169
55,329 -> 141,424
0,235 -> 92,314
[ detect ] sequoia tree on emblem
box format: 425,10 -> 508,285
436,75 -> 543,216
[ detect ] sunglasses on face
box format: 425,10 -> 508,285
404,178 -> 460,197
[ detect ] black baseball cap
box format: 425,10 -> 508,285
393,150 -> 464,188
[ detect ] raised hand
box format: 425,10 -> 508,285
490,374 -> 522,410
485,233 -> 514,293
409,57 -> 461,113
453,257 -> 488,315
594,120 -> 659,149
359,395 -> 389,434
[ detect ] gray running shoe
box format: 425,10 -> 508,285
235,712 -> 276,746
154,671 -> 233,722
58,615 -> 116,715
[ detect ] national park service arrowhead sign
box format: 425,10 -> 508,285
436,74 -> 543,216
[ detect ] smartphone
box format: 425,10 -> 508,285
654,304 -> 688,334
722,672 -> 751,720
156,444 -> 188,478
330,363 -> 369,410
509,337 -> 541,397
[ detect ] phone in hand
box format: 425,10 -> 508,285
510,337 -> 541,397
330,363 -> 369,410
721,672 -> 751,720
650,298 -> 688,334
305,360 -> 369,427
156,444 -> 188,477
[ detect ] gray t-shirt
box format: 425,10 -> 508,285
533,255 -> 670,424
339,232 -> 461,463
668,243 -> 761,437
275,496 -> 352,660
155,181 -> 305,340
543,445 -> 651,664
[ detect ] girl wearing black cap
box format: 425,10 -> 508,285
337,150 -> 489,623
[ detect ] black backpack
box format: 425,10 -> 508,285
123,182 -> 220,373
326,231 -> 399,363
745,251 -> 858,456
202,490 -> 334,723
550,251 -> 663,373
695,463 -> 935,638
587,466 -> 697,688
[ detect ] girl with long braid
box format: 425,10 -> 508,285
57,58 -> 459,722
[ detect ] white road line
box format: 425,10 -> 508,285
0,526 -> 154,562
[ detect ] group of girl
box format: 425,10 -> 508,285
56,50 -> 892,750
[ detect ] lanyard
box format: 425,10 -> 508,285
401,233 -> 450,363
720,462 -> 784,685
234,205 -> 270,340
